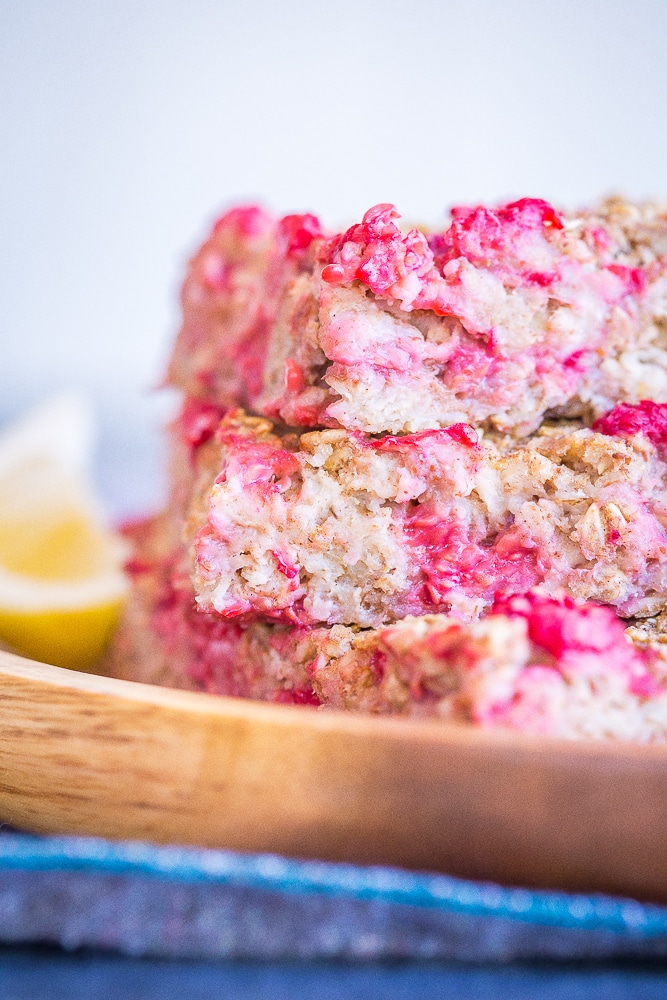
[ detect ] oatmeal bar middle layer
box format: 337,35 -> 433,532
184,406 -> 667,628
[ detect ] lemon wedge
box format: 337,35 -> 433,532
0,396 -> 128,671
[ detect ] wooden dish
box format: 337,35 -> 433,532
2,648 -> 667,902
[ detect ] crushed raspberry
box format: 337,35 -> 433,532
370,648 -> 387,682
321,203 -> 435,307
274,686 -> 322,706
374,425 -> 479,453
284,358 -> 307,394
321,263 -> 346,284
320,197 -> 571,317
215,435 -> 300,492
212,204 -> 275,239
406,518 -> 540,610
493,590 -> 624,655
279,213 -> 324,255
607,263 -> 647,294
123,557 -> 153,577
585,225 -> 613,255
443,423 -> 480,448
525,271 -> 558,287
502,198 -> 564,230
592,400 -> 667,449
489,590 -> 662,698
627,660 -> 662,699
563,350 -> 585,371
281,399 -> 327,427
448,199 -> 564,263
271,549 -> 299,579
177,400 -> 227,452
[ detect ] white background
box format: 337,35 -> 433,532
2,0 -> 667,512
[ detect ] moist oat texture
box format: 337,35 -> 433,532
110,194 -> 667,740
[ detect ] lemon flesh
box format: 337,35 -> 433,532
0,402 -> 127,671
0,603 -> 123,672
0,504 -> 126,670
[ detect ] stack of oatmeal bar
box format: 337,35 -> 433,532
110,196 -> 667,740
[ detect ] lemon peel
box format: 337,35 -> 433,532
0,397 -> 127,671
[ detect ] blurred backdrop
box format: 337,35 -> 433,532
2,0 -> 667,513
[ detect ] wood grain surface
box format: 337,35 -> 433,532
2,648 -> 667,901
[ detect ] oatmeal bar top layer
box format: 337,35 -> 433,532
184,404 -> 667,629
168,199 -> 667,436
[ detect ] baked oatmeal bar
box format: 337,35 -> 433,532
183,403 -> 667,628
107,517 -> 667,741
168,198 -> 667,436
